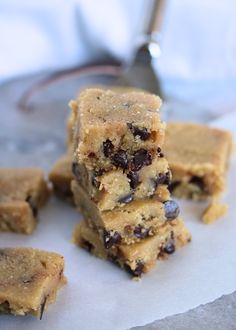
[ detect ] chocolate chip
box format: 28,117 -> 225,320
91,169 -> 105,188
152,171 -> 171,189
103,139 -> 114,157
163,242 -> 176,254
189,176 -> 205,191
72,162 -> 81,182
127,123 -> 150,141
133,225 -> 150,239
26,196 -> 38,217
127,171 -> 140,189
118,193 -> 133,204
111,150 -> 128,169
103,230 -> 122,249
164,200 -> 180,220
82,240 -> 94,252
157,147 -> 162,153
96,96 -> 100,100
40,296 -> 47,320
132,149 -> 152,171
91,176 -> 100,188
168,180 -> 181,193
88,152 -> 96,158
133,260 -> 145,277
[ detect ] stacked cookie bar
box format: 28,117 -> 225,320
70,88 -> 191,277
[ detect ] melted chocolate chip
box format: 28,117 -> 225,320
164,200 -> 180,220
152,171 -> 171,189
157,147 -> 162,153
103,139 -> 114,157
103,230 -> 122,249
133,260 -> 145,277
168,180 -> 181,193
88,152 -> 96,158
118,193 -> 133,204
111,150 -> 128,169
127,171 -> 140,189
163,242 -> 176,254
127,123 -> 150,141
132,149 -> 152,171
189,176 -> 205,191
25,196 -> 38,217
133,225 -> 150,239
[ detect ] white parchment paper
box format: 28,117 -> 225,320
0,113 -> 236,330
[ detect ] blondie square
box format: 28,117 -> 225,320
73,219 -> 191,277
70,88 -> 165,171
165,123 -> 232,200
71,181 -> 181,246
0,248 -> 66,318
0,168 -> 49,234
73,155 -> 171,211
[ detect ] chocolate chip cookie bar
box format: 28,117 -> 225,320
70,88 -> 165,171
73,156 -> 171,211
0,168 -> 49,234
73,218 -> 191,277
0,248 -> 66,318
49,155 -> 74,203
165,123 -> 232,200
71,181 -> 180,246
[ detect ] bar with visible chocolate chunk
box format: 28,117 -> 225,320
73,218 -> 191,277
165,123 -> 232,200
70,88 -> 165,171
72,156 -> 171,211
0,168 -> 49,234
71,181 -> 181,246
49,155 -> 74,204
0,248 -> 66,318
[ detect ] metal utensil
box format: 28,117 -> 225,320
114,0 -> 165,97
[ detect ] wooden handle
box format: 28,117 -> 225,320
145,0 -> 166,35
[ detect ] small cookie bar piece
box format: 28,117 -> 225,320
70,88 -> 165,171
73,218 -> 191,277
71,181 -> 180,246
202,201 -> 228,224
165,123 -> 232,200
0,168 -> 49,234
0,248 -> 66,318
73,156 -> 171,211
49,155 -> 74,203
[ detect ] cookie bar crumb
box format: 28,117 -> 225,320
202,201 -> 228,224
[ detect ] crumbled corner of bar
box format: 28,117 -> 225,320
202,200 -> 228,224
